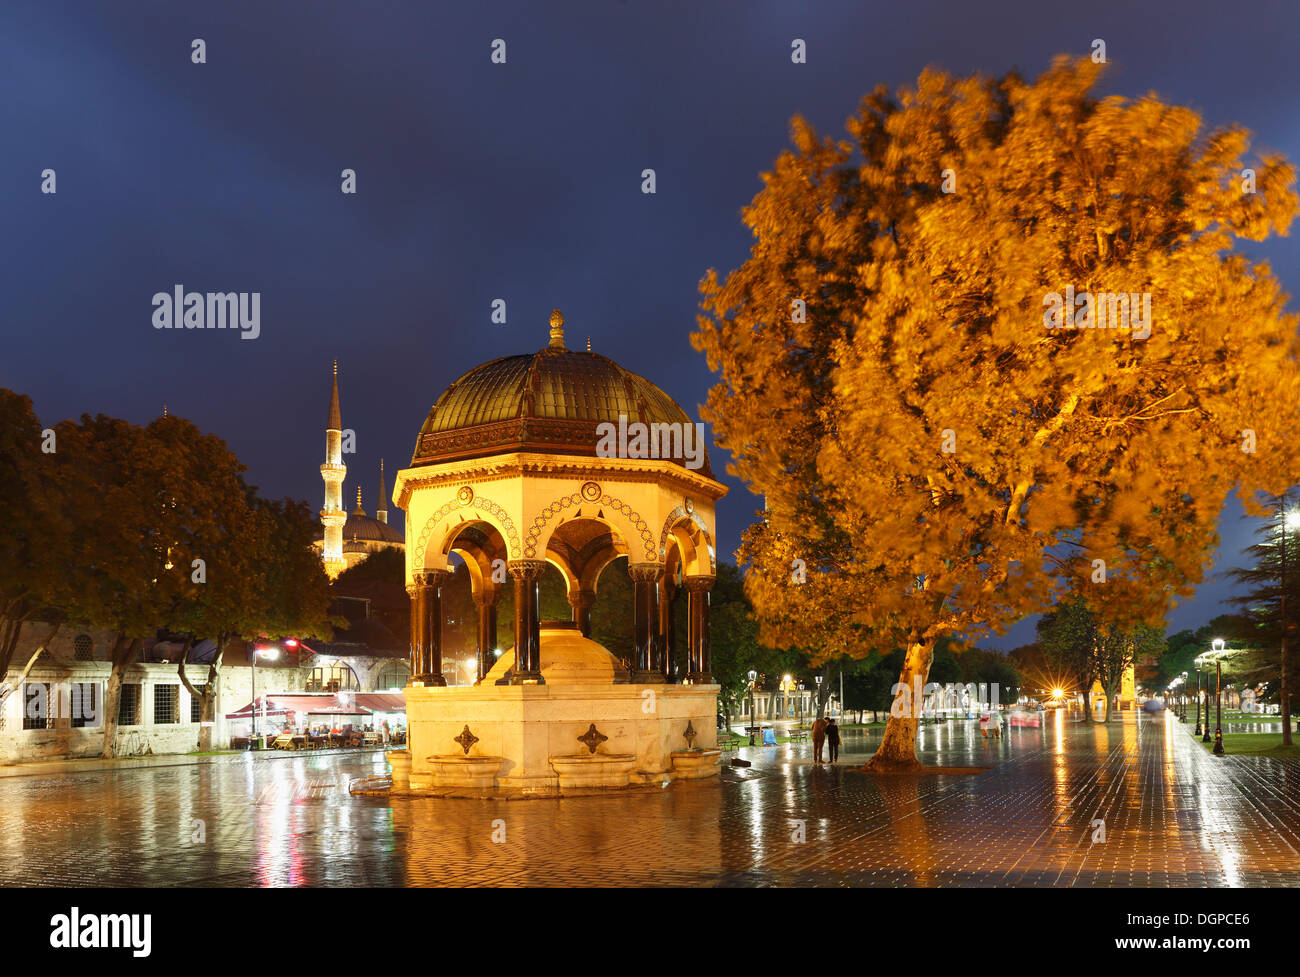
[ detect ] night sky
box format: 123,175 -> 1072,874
5,0 -> 1298,648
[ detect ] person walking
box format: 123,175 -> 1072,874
826,718 -> 841,763
812,715 -> 828,763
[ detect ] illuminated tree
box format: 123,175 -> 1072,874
0,391 -> 71,701
694,57 -> 1300,769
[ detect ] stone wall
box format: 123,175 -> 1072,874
0,623 -> 309,763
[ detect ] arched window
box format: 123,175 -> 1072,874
375,663 -> 410,691
74,634 -> 93,662
307,661 -> 360,693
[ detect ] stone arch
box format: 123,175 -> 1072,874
412,493 -> 521,570
524,488 -> 656,563
543,555 -> 580,594
447,524 -> 508,602
658,506 -> 716,575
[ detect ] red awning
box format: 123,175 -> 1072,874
353,693 -> 406,713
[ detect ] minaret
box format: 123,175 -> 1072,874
376,460 -> 389,525
319,360 -> 347,580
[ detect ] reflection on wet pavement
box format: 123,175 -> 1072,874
2,713 -> 1297,886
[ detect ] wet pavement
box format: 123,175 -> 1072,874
3,711 -> 1298,887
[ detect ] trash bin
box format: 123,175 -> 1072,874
761,727 -> 777,746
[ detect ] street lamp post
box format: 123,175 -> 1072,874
1202,649 -> 1216,743
798,681 -> 805,728
1214,656 -> 1225,756
1194,658 -> 1204,736
1180,672 -> 1188,721
250,645 -> 280,750
747,670 -> 757,746
1279,507 -> 1300,747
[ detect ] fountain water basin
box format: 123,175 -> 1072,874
669,748 -> 722,780
427,754 -> 504,788
549,753 -> 638,788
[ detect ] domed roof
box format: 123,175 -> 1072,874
411,313 -> 710,475
340,511 -> 404,546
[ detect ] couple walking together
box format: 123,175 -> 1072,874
812,715 -> 840,763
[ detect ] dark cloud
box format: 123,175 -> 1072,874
3,0 -> 1295,645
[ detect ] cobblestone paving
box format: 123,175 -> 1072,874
3,712 -> 1298,887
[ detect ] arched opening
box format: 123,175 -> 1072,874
308,661 -> 360,693
375,662 -> 411,691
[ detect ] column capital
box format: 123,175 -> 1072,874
683,574 -> 715,593
628,562 -> 665,583
507,559 -> 548,581
412,568 -> 451,588
472,588 -> 501,608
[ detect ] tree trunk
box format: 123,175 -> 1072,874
1281,630 -> 1292,746
864,640 -> 934,772
177,636 -> 225,753
814,663 -> 835,719
198,680 -> 217,753
99,634 -> 140,759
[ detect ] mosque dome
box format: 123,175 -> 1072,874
410,310 -> 711,475
318,482 -> 404,555
341,511 -> 404,546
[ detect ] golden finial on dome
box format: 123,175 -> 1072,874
548,309 -> 566,349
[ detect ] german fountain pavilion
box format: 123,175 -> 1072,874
389,311 -> 727,793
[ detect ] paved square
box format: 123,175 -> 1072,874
2,712 -> 1297,886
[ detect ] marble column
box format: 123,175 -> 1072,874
418,569 -> 450,686
473,589 -> 499,684
629,563 -> 665,684
659,576 -> 677,682
406,580 -> 425,683
508,560 -> 546,684
568,588 -> 596,639
685,575 -> 714,684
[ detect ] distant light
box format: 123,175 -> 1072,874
1286,511 -> 1300,529
284,639 -> 299,648
255,646 -> 279,660
493,648 -> 503,658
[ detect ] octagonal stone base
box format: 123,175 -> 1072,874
405,682 -> 720,794
385,750 -> 411,788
